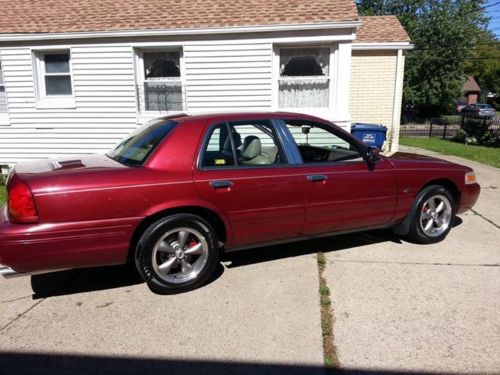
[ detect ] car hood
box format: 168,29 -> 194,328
388,152 -> 471,171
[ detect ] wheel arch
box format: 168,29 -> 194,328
393,178 -> 460,236
128,205 -> 230,261
421,178 -> 461,206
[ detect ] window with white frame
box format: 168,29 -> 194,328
0,62 -> 7,113
139,50 -> 183,112
278,47 -> 330,108
34,50 -> 74,107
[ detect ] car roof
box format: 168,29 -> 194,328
170,111 -> 335,125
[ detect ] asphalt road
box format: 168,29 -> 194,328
0,145 -> 499,374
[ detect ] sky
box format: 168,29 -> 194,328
486,0 -> 500,38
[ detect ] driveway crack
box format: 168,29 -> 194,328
471,209 -> 500,230
0,299 -> 45,332
329,259 -> 499,267
317,252 -> 339,369
0,270 -> 82,332
0,295 -> 32,303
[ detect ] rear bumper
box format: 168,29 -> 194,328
457,183 -> 480,214
0,206 -> 142,273
0,266 -> 24,278
0,265 -> 67,279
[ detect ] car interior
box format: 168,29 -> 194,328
202,120 -> 363,168
285,121 -> 363,163
202,122 -> 284,167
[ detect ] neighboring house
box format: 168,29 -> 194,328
0,0 -> 411,165
463,76 -> 481,105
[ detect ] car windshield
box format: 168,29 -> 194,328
107,119 -> 177,166
477,104 -> 492,109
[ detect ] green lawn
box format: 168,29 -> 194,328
0,185 -> 5,206
400,137 -> 500,168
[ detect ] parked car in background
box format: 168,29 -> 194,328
0,112 -> 480,294
461,104 -> 496,119
456,102 -> 467,113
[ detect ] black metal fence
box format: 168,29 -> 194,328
400,115 -> 500,139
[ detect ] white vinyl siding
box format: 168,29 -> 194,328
184,42 -> 273,111
0,46 -> 137,163
0,33 -> 362,164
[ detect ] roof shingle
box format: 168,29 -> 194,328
0,0 -> 358,34
355,16 -> 410,43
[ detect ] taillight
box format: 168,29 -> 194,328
7,179 -> 39,223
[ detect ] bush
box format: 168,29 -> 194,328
454,118 -> 500,148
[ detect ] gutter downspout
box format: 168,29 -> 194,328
391,49 -> 403,153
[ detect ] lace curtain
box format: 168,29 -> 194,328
279,79 -> 329,108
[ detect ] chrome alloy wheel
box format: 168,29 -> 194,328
151,227 -> 209,284
419,194 -> 453,237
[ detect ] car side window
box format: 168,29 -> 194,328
201,123 -> 236,168
228,120 -> 286,166
285,120 -> 363,164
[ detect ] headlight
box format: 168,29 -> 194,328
465,171 -> 477,185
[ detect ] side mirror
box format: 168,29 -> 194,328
366,146 -> 381,163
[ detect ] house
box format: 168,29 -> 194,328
0,0 -> 412,165
463,76 -> 481,105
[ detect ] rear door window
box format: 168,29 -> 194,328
200,120 -> 287,168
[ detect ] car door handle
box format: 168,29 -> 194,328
306,175 -> 328,182
209,180 -> 233,189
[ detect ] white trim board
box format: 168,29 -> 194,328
0,21 -> 363,42
352,42 -> 413,51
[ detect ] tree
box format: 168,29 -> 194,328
464,30 -> 500,100
357,0 -> 490,116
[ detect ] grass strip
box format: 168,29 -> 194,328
400,137 -> 500,168
317,252 -> 339,368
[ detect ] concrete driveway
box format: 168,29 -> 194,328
325,146 -> 500,373
0,146 -> 499,374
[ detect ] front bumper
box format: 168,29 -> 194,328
457,183 -> 480,214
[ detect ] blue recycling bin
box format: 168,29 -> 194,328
351,123 -> 387,148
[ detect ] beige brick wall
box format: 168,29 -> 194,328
350,50 -> 405,152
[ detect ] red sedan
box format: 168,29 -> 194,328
0,112 -> 480,293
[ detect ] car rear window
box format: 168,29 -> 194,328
107,120 -> 177,166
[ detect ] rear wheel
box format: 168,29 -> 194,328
407,185 -> 456,244
135,214 -> 219,294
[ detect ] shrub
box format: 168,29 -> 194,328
456,118 -> 499,147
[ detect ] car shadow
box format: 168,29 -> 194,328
29,218 -> 464,299
222,229 -> 402,268
31,263 -> 144,300
31,260 -> 225,299
0,351 -> 458,375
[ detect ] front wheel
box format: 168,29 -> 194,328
135,214 -> 219,294
407,185 -> 456,244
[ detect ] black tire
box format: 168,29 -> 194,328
407,185 -> 456,244
135,214 -> 219,294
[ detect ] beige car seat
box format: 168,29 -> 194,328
241,136 -> 271,165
